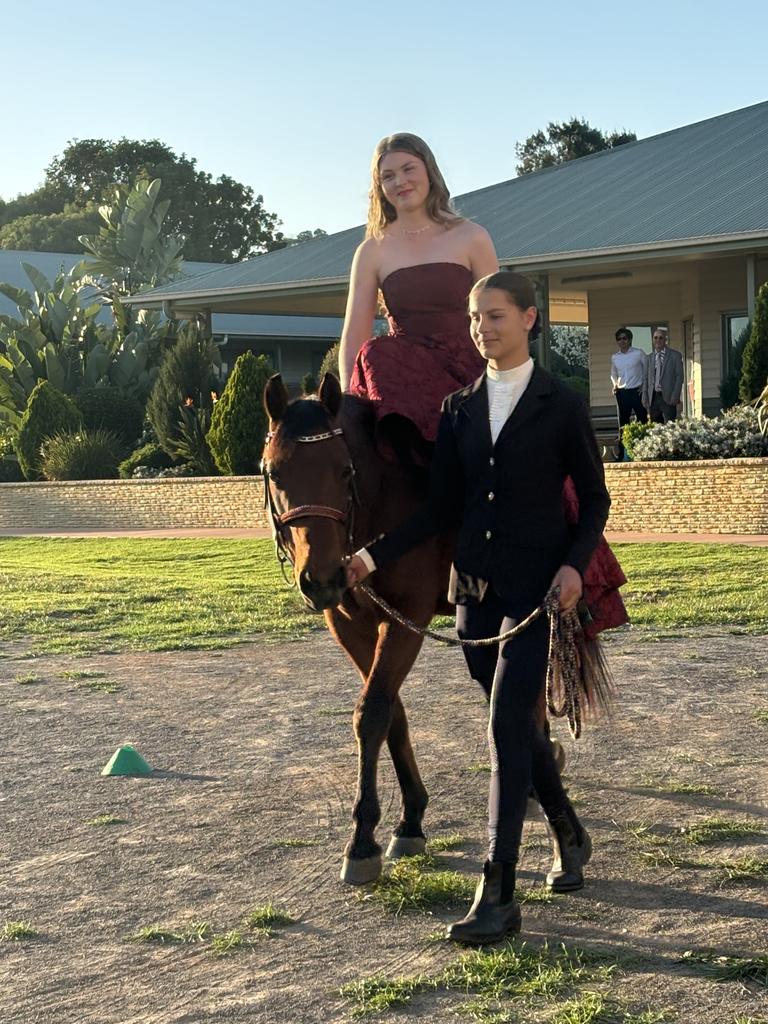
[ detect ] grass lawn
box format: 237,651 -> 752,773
0,538 -> 765,655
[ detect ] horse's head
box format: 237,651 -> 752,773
263,372 -> 355,612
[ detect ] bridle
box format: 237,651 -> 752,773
261,425 -> 359,586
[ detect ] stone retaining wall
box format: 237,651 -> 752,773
0,476 -> 269,531
603,458 -> 768,534
1,459 -> 766,534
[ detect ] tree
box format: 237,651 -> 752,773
0,203 -> 101,253
146,327 -> 220,457
207,350 -> 272,475
550,326 -> 589,372
740,283 -> 768,402
0,138 -> 284,261
268,227 -> 328,251
515,119 -> 636,175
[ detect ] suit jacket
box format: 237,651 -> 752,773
368,367 -> 611,606
644,346 -> 684,407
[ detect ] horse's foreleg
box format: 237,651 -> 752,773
385,695 -> 428,859
341,623 -> 424,885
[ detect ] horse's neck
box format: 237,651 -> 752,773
340,400 -> 419,544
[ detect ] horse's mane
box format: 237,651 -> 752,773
279,393 -> 377,448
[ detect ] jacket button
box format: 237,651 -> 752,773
487,492 -> 495,501
489,457 -> 495,466
485,530 -> 492,540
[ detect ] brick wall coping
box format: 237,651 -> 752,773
0,475 -> 259,490
604,457 -> 768,470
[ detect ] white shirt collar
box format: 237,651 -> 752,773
486,358 -> 534,385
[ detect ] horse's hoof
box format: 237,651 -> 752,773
386,835 -> 426,860
552,739 -> 566,772
339,853 -> 382,885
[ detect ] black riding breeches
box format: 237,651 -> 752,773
456,588 -> 571,863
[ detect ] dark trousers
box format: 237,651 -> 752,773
456,589 -> 570,864
649,392 -> 678,423
615,387 -> 647,458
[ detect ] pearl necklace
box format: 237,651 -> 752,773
398,222 -> 435,237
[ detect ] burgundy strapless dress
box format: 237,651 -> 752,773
349,262 -> 484,442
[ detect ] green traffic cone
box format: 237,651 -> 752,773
101,744 -> 153,777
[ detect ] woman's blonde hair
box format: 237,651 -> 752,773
365,133 -> 461,239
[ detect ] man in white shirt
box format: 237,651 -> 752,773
610,327 -> 647,459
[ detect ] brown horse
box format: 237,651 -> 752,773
263,372 -> 454,884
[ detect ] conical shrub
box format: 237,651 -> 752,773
207,351 -> 272,475
146,326 -> 219,457
16,380 -> 82,480
740,282 -> 768,402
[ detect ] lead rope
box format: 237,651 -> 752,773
357,581 -> 584,738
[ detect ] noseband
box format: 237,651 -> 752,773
262,426 -> 358,585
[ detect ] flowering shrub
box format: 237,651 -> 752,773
131,464 -> 196,479
632,405 -> 768,461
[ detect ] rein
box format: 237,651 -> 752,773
357,581 -> 586,738
263,423 -> 590,739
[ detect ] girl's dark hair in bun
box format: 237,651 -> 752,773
470,271 -> 541,339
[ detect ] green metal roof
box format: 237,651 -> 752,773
131,99 -> 768,311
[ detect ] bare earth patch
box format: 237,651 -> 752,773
1,628 -> 766,1023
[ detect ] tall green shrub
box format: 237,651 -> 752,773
740,282 -> 768,402
74,387 -> 144,450
16,380 -> 82,480
318,341 -> 340,382
720,323 -> 751,409
146,327 -> 219,457
207,351 -> 271,475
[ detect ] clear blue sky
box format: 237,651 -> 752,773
2,0 -> 766,237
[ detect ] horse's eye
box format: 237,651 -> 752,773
269,472 -> 282,488
341,465 -> 354,480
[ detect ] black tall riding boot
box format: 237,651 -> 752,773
447,861 -> 521,945
545,803 -> 592,893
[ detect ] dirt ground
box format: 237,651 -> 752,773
1,626 -> 767,1024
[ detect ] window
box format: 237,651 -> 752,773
721,312 -> 749,376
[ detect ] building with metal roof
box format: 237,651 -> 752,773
129,99 -> 768,420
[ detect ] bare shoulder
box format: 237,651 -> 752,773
461,219 -> 492,242
351,236 -> 383,275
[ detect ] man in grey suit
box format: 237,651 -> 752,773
644,326 -> 684,422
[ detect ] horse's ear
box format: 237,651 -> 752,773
318,372 -> 342,418
264,374 -> 289,423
